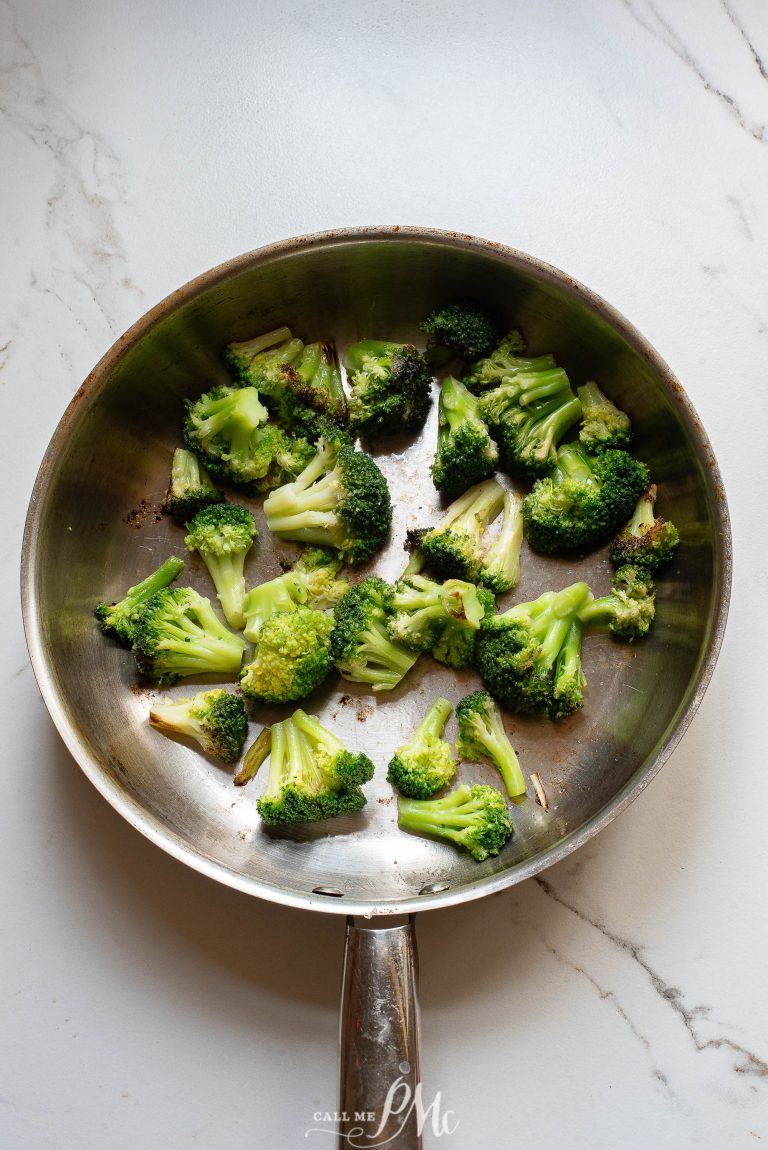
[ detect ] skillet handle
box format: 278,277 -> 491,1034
338,915 -> 422,1149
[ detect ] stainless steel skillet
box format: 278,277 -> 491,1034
21,227 -> 730,1147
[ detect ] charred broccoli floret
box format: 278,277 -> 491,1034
163,449 -> 222,522
455,691 -> 526,800
343,339 -> 432,435
421,304 -> 498,364
331,577 -> 419,691
387,697 -> 457,798
523,442 -> 649,555
95,556 -> 185,646
475,582 -> 592,719
184,504 -> 258,630
397,784 -> 512,861
610,484 -> 679,571
410,479 -> 505,584
132,587 -> 246,685
263,435 -> 392,565
149,688 -> 248,764
476,367 -> 583,475
578,565 -> 656,640
463,330 -> 556,392
239,605 -> 334,703
431,376 -> 498,497
577,380 -> 632,453
387,574 -> 486,652
479,490 -> 524,593
224,325 -> 304,398
256,709 -> 374,825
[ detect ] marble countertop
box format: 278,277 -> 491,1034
2,1 -> 766,1147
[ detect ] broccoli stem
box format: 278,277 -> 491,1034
293,708 -> 345,759
242,575 -> 303,642
228,326 -> 293,362
556,618 -> 585,683
516,369 -> 572,407
483,491 -> 523,590
523,397 -> 584,458
576,379 -> 606,411
343,339 -> 397,371
398,787 -> 487,841
555,441 -> 599,485
347,622 -> 418,689
415,697 -> 453,741
262,440 -> 338,519
443,479 -> 505,538
263,720 -> 287,800
234,727 -> 272,786
171,449 -> 203,492
629,484 -> 658,534
202,552 -> 248,631
123,557 -> 186,610
438,377 -> 485,446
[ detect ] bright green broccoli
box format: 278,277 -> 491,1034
229,332 -> 348,434
455,691 -> 526,799
523,442 -> 650,555
397,783 -> 512,861
610,484 -> 680,571
239,606 -> 334,703
184,504 -> 258,630
387,697 -> 457,798
241,572 -> 305,642
387,574 -> 486,658
163,448 -> 222,522
256,708 -> 374,825
234,726 -> 272,786
578,565 -> 656,640
343,339 -> 432,435
149,688 -> 248,764
463,330 -> 556,392
241,549 -> 348,644
577,380 -> 633,453
421,304 -> 498,364
95,556 -> 185,646
263,435 -> 392,565
476,367 -> 583,475
432,586 -> 496,670
479,490 -> 524,593
132,587 -> 246,685
330,577 -> 419,691
475,582 -> 592,719
407,479 -> 505,584
224,325 -> 304,395
431,376 -> 498,497
292,547 -> 349,609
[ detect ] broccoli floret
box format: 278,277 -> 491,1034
432,586 -> 496,670
132,587 -> 246,685
387,574 -> 486,658
184,504 -> 257,630
256,708 -> 374,825
523,442 -> 650,555
387,697 -> 457,798
239,605 -> 334,703
232,335 -> 348,434
149,688 -> 248,764
291,547 -> 350,609
610,484 -> 680,571
413,479 -> 505,584
330,577 -> 419,691
242,550 -> 348,643
421,304 -> 498,363
249,425 -> 317,494
578,380 -> 633,453
224,325 -> 304,395
475,581 -> 592,719
343,339 -> 432,435
463,330 -> 556,392
163,449 -> 222,522
397,783 -> 512,861
95,556 -> 185,646
476,368 -> 583,475
183,384 -> 267,481
431,376 -> 498,497
479,490 -> 524,594
263,435 -> 392,565
578,564 -> 656,640
455,691 -> 526,799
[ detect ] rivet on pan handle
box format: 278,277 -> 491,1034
338,916 -> 421,1149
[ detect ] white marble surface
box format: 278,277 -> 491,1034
2,1 -> 767,1146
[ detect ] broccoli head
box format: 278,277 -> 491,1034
239,605 -> 334,703
256,708 -> 374,825
463,330 -> 556,392
578,564 -> 656,640
476,367 -> 583,475
291,547 -> 350,609
410,478 -> 505,584
610,484 -> 680,571
343,339 -> 432,435
331,577 -> 419,691
420,304 -> 498,363
263,435 -> 392,565
149,688 -> 248,764
387,574 -> 486,663
397,783 -> 513,861
132,586 -> 246,685
95,556 -> 185,646
577,380 -> 633,453
431,376 -> 499,498
184,503 -> 258,630
475,581 -> 591,719
387,697 -> 457,798
224,325 -> 304,394
163,448 -> 222,522
455,691 -> 526,799
432,586 -> 496,670
523,442 -> 650,555
241,549 -> 348,643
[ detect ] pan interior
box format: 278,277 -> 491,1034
24,232 -> 727,914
